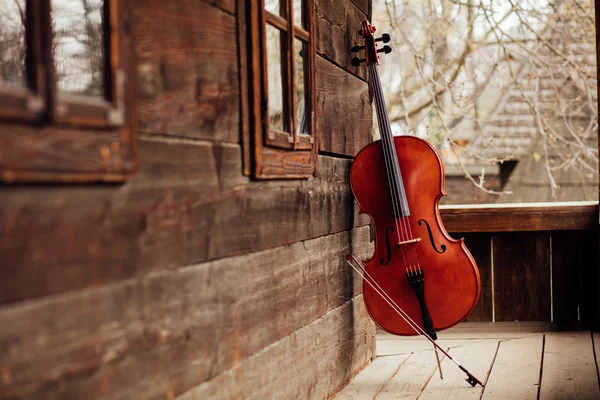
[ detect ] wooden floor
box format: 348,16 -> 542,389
334,322 -> 600,400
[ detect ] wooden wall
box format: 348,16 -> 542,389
0,0 -> 375,399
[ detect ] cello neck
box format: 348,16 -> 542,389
367,62 -> 411,218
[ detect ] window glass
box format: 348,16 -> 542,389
0,0 -> 26,87
293,0 -> 304,29
52,0 -> 105,97
265,0 -> 284,17
266,24 -> 288,132
295,39 -> 308,135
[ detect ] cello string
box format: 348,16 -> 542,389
368,64 -> 399,222
369,63 -> 418,271
371,64 -> 421,273
370,64 -> 419,273
369,67 -> 416,277
368,64 -> 409,268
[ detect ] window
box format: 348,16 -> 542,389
241,0 -> 317,179
0,0 -> 136,182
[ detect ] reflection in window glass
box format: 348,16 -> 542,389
52,0 -> 105,97
295,39 -> 308,135
0,0 -> 26,87
265,0 -> 284,17
293,0 -> 304,28
266,24 -> 287,132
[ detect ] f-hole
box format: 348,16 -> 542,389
418,219 -> 446,254
380,226 -> 395,265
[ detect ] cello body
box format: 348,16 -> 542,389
350,135 -> 481,336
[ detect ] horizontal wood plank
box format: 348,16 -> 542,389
0,124 -> 136,182
316,0 -> 368,82
177,296 -> 375,400
0,228 -> 373,399
440,202 -> 599,232
317,56 -> 372,157
0,138 -> 368,304
135,0 -> 239,142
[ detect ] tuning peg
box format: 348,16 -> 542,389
377,45 -> 392,54
376,33 -> 391,43
351,45 -> 365,53
351,57 -> 366,66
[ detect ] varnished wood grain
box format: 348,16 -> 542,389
493,233 -> 551,322
0,138 -> 367,304
316,56 -> 372,157
316,0 -> 368,82
440,203 -> 599,233
135,0 -> 239,142
0,228 -> 372,399
351,136 -> 480,335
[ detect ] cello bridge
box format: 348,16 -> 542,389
396,238 -> 421,247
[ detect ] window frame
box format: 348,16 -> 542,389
0,0 -> 137,183
241,0 -> 317,179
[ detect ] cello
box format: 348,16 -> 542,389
345,20 -> 484,387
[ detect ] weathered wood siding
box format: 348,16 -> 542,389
0,0 -> 375,399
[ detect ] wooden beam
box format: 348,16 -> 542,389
171,297 -> 375,400
440,202 -> 599,233
0,138 -> 368,304
316,0 -> 368,82
316,56 -> 372,157
135,0 -> 239,142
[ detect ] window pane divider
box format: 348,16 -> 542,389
294,28 -> 309,41
287,0 -> 297,149
265,11 -> 288,31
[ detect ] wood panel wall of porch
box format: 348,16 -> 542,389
0,0 -> 376,399
441,205 -> 600,325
